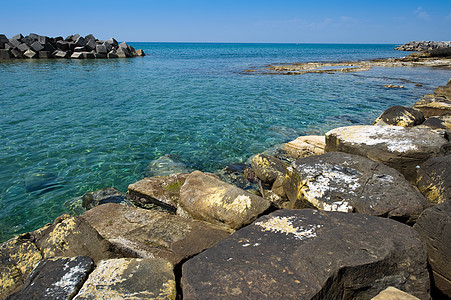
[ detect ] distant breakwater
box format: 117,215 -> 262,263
0,33 -> 145,59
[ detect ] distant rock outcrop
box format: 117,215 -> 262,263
395,41 -> 451,52
0,33 -> 145,59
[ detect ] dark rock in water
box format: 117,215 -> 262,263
10,49 -> 23,58
0,233 -> 43,299
414,200 -> 451,298
82,51 -> 95,59
82,203 -> 230,265
0,49 -> 12,59
416,154 -> 451,204
31,214 -> 122,263
24,172 -> 59,193
182,209 -> 430,299
38,51 -> 51,59
7,256 -> 94,300
374,105 -> 425,127
215,163 -> 259,193
75,258 -> 176,299
283,152 -> 429,224
81,187 -> 129,210
178,171 -> 271,230
107,49 -> 118,58
127,173 -> 188,212
145,154 -> 189,177
268,125 -> 301,141
325,125 -> 451,182
135,49 -> 146,56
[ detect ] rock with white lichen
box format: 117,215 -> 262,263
6,256 -> 94,300
182,209 -> 430,299
81,203 -> 230,265
325,125 -> 450,182
178,170 -> 271,230
74,258 -> 176,299
282,152 -> 428,224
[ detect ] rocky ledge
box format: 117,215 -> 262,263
0,33 -> 145,60
1,78 -> 450,299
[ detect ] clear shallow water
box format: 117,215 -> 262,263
0,43 -> 450,242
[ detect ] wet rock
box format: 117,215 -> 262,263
179,171 -> 271,230
74,258 -> 175,299
38,51 -> 51,59
0,234 -> 43,299
81,187 -> 129,210
251,153 -> 289,184
374,106 -> 425,127
372,287 -> 420,300
7,256 -> 94,300
414,200 -> 451,298
282,135 -> 325,159
416,155 -> 451,204
145,154 -> 189,177
127,173 -> 188,212
82,52 -> 95,59
283,152 -> 428,224
325,125 -> 451,182
215,163 -> 259,192
182,209 -> 430,299
0,49 -> 12,59
31,214 -> 121,263
82,203 -> 230,265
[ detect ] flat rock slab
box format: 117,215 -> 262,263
182,209 -> 430,299
7,256 -> 94,300
325,125 -> 450,182
81,203 -> 230,265
414,200 -> 451,298
282,135 -> 325,159
179,171 -> 271,230
283,152 -> 428,224
127,173 -> 189,211
74,258 -> 175,299
0,234 -> 42,298
416,154 -> 451,204
414,79 -> 451,117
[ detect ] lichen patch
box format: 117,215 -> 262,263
255,216 -> 319,240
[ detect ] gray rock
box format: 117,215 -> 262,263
37,35 -> 49,45
74,46 -> 85,52
53,50 -> 69,59
84,34 -> 96,42
0,49 -> 12,59
103,41 -> 113,52
0,34 -> 8,48
414,200 -> 451,298
95,44 -> 107,54
23,49 -> 37,59
145,154 -> 189,177
8,38 -> 21,49
38,51 -> 51,59
70,34 -> 81,42
56,40 -> 69,51
7,256 -> 94,300
74,36 -> 86,47
22,35 -> 37,46
85,38 -> 96,51
17,43 -> 30,52
374,105 -> 425,127
70,52 -> 84,59
81,203 -> 230,265
12,33 -> 24,40
30,41 -> 44,52
283,152 -> 428,224
10,49 -> 23,58
82,52 -> 95,59
417,154 -> 451,204
178,171 -> 271,230
43,42 -> 55,53
182,209 -> 430,299
105,37 -> 118,48
94,53 -> 106,59
325,125 -> 451,182
74,258 -> 176,299
107,50 -> 118,58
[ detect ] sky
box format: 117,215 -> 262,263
1,0 -> 450,43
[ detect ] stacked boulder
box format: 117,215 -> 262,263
0,33 -> 145,59
395,41 -> 451,52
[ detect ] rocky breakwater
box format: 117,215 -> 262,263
1,81 -> 451,299
0,33 -> 145,60
395,41 -> 451,56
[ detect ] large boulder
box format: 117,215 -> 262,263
74,258 -> 176,299
31,214 -> 121,263
7,256 -> 94,300
416,155 -> 451,204
0,234 -> 42,298
182,209 -> 430,299
374,105 -> 425,127
178,171 -> 271,230
126,173 -> 189,211
325,125 -> 450,182
81,203 -> 230,265
282,152 -> 428,224
282,135 -> 325,159
414,200 -> 451,298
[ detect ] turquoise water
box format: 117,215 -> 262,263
0,43 -> 450,242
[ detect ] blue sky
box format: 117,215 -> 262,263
1,0 -> 450,43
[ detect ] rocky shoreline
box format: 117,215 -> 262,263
1,50 -> 451,299
0,33 -> 145,59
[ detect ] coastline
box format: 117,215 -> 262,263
1,44 -> 450,299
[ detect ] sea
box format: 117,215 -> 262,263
1,43 -> 450,242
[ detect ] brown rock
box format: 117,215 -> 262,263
372,287 -> 420,300
251,153 -> 289,184
416,155 -> 451,204
179,171 -> 271,230
282,135 -> 325,159
373,105 -> 425,127
81,203 -> 230,265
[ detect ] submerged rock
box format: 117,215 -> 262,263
414,200 -> 451,298
182,209 -> 430,299
178,171 -> 271,230
325,125 -> 450,182
283,152 -> 428,224
81,187 -> 129,210
81,203 -> 230,265
7,256 -> 94,300
74,258 -> 175,299
416,155 -> 451,204
145,154 -> 189,177
373,105 -> 425,127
